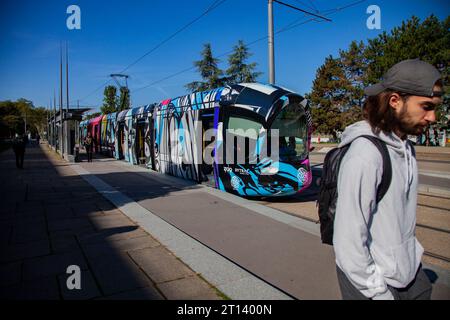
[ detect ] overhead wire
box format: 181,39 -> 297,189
75,0 -> 228,106
132,0 -> 368,94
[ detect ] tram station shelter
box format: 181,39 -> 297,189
48,108 -> 90,162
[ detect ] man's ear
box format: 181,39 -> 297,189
388,93 -> 402,111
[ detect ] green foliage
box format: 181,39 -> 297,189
186,41 -> 262,92
186,43 -> 225,92
307,55 -> 357,137
308,14 -> 450,135
118,87 -> 130,111
101,85 -> 118,114
365,15 -> 449,83
0,99 -> 50,138
226,40 -> 262,84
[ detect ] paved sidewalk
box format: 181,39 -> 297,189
0,144 -> 223,300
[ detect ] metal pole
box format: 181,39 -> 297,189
66,42 -> 70,155
47,101 -> 50,143
268,0 -> 275,84
60,43 -> 64,156
54,91 -> 56,147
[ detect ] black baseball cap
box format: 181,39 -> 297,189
364,59 -> 443,97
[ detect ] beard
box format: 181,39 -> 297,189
394,103 -> 427,136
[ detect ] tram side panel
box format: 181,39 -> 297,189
155,98 -> 200,181
106,113 -> 116,158
101,115 -> 108,154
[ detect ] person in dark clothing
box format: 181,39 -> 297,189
12,133 -> 26,169
84,132 -> 94,162
36,133 -> 40,145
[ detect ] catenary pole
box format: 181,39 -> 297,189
268,0 -> 275,84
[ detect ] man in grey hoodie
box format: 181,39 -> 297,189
333,59 -> 443,300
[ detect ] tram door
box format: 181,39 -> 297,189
148,114 -> 156,171
118,122 -> 125,160
200,110 -> 215,182
136,120 -> 146,165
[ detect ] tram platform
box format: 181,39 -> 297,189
1,143 -> 449,299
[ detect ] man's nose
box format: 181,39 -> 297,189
425,110 -> 436,123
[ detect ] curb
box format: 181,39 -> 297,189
418,184 -> 450,197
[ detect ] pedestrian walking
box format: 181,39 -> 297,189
84,132 -> 94,162
12,133 -> 26,169
333,59 -> 443,300
36,133 -> 40,145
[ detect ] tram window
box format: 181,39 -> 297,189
270,103 -> 308,161
228,116 -> 262,139
227,116 -> 263,164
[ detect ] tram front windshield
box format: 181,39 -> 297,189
270,103 -> 308,162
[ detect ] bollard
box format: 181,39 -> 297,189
74,145 -> 80,162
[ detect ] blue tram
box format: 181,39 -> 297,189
79,83 -> 313,197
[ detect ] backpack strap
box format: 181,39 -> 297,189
359,135 -> 392,203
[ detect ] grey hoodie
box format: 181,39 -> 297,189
333,120 -> 423,300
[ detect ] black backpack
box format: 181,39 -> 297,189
317,135 -> 392,245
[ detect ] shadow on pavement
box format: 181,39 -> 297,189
0,144 -> 213,300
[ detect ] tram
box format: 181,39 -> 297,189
79,83 -> 313,197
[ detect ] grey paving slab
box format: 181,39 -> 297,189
9,220 -> 48,244
129,246 -> 196,284
0,239 -> 51,263
50,235 -> 80,254
0,276 -> 60,300
58,270 -> 101,300
88,252 -> 153,296
0,261 -> 22,287
100,286 -> 164,300
77,226 -> 147,245
89,214 -> 136,230
22,250 -> 88,281
82,235 -> 160,259
157,276 -> 220,300
0,225 -> 12,245
47,217 -> 93,233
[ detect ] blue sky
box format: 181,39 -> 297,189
0,0 -> 448,112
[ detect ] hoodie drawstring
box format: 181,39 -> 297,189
403,141 -> 413,196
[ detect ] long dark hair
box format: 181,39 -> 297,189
363,90 -> 409,134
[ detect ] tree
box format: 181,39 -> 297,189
307,55 -> 354,138
365,15 -> 449,82
365,15 -> 449,125
101,85 -> 117,114
308,14 -> 449,135
0,100 -> 24,137
0,99 -> 50,138
226,40 -> 262,84
339,40 -> 367,109
185,43 -> 226,92
118,87 -> 130,111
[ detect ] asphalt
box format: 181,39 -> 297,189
1,142 -> 449,300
